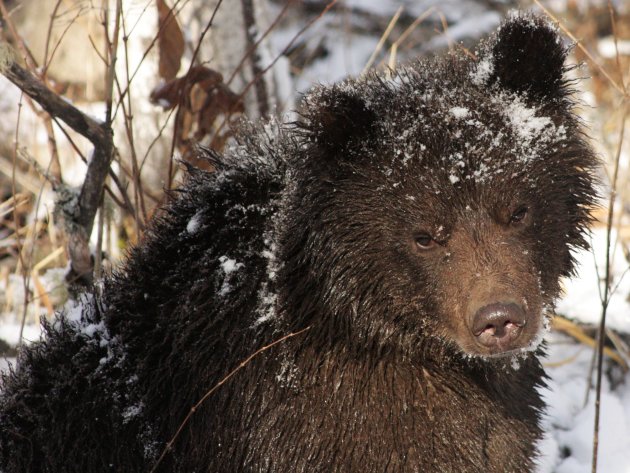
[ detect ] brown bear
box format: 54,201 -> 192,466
0,13 -> 598,473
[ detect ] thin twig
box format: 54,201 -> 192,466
362,6 -> 403,75
42,0 -> 64,75
241,0 -> 270,117
436,11 -> 454,52
104,0 -> 122,125
0,0 -> 63,181
149,326 -> 311,473
226,0 -> 294,86
113,0 -> 188,120
94,196 -> 105,281
592,104 -> 627,473
43,4 -> 84,78
167,0 -> 225,190
387,7 -> 436,71
11,91 -> 29,347
212,0 -> 339,143
0,0 -> 38,68
591,1 -> 629,468
553,316 -> 627,369
140,105 -> 178,173
0,37 -> 114,283
0,47 -> 106,145
119,7 -> 148,223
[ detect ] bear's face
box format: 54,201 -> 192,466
290,14 -> 598,360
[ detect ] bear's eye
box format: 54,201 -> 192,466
414,233 -> 436,250
509,206 -> 528,224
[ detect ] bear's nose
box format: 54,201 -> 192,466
471,303 -> 526,349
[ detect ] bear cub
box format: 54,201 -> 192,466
0,13 -> 598,473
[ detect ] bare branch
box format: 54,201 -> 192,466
241,0 -> 270,117
591,77 -> 628,473
0,44 -> 107,146
0,41 -> 114,284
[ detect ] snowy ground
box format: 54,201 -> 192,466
541,332 -> 630,473
537,228 -> 630,473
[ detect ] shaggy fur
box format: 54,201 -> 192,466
0,14 -> 598,473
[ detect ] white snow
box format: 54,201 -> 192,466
532,227 -> 630,472
186,211 -> 203,234
219,256 -> 243,275
254,290 -> 277,326
122,402 -> 145,424
450,106 -> 470,119
422,11 -> 502,52
558,229 -> 630,333
0,322 -> 41,347
471,57 -> 494,86
494,92 -> 567,163
540,333 -> 630,472
218,255 -> 244,297
505,96 -> 553,143
597,37 -> 630,58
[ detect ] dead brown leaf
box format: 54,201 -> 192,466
149,65 -> 243,156
157,0 -> 185,80
150,65 -> 223,109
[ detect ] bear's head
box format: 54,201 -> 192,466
282,13 -> 598,361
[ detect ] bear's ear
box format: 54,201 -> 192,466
299,85 -> 377,156
477,14 -> 569,100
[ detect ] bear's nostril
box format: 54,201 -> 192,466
482,324 -> 496,336
472,303 -> 526,349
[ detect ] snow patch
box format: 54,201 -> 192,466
505,97 -> 553,143
219,256 -> 243,275
218,256 -> 244,296
471,57 -> 494,86
122,402 -> 145,424
450,106 -> 470,119
186,211 -> 203,234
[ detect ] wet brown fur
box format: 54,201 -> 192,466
0,14 -> 598,473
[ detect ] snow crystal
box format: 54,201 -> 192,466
471,57 -> 494,86
505,97 -> 553,143
262,242 -> 279,281
275,358 -> 299,388
254,290 -> 277,326
218,256 -> 244,297
122,402 -> 144,424
65,297 -> 87,324
450,106 -> 470,119
61,296 -> 111,342
448,174 -> 460,184
83,321 -> 106,338
219,256 -> 243,275
186,211 -> 203,234
483,92 -> 568,163
511,357 -> 521,371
